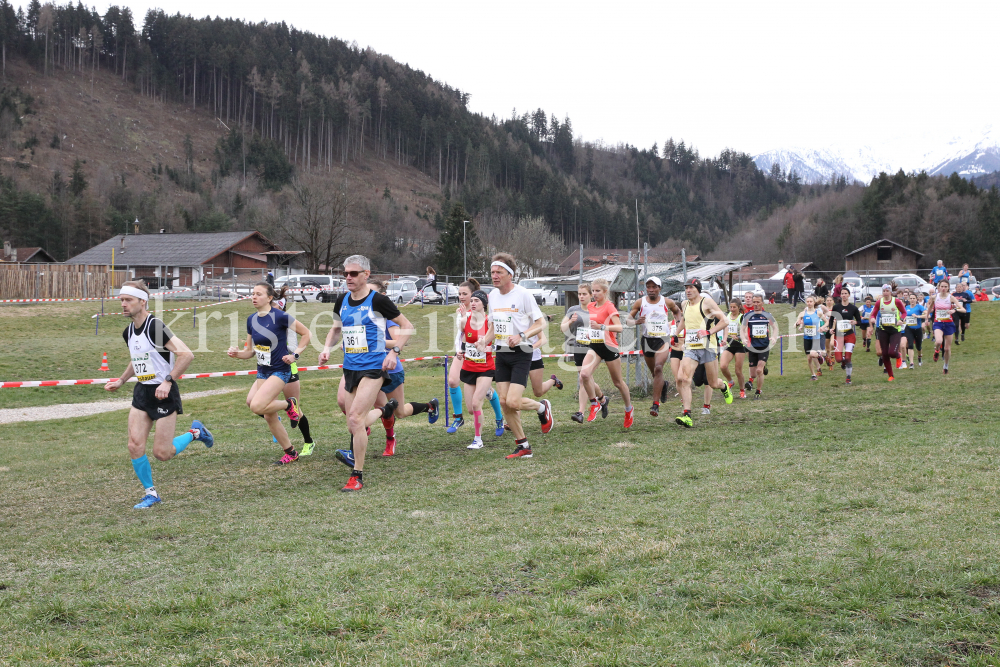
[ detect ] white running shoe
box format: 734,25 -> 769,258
900,362 -> 908,369
467,438 -> 484,449
701,407 -> 711,415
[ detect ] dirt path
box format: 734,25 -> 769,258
0,388 -> 242,425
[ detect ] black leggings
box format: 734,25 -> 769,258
428,279 -> 439,295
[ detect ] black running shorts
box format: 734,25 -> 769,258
747,350 -> 770,367
132,381 -> 183,421
589,343 -> 620,362
725,339 -> 747,355
343,368 -> 389,394
529,358 -> 545,371
460,367 -> 495,385
494,349 -> 532,387
641,336 -> 666,358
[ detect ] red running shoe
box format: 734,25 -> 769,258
383,437 -> 396,457
587,403 -> 599,422
538,399 -> 554,433
506,445 -> 532,459
341,474 -> 363,492
623,408 -> 634,429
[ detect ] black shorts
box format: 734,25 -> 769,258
530,358 -> 545,371
670,348 -> 683,360
725,339 -> 747,355
494,349 -> 533,387
642,336 -> 666,358
903,328 -> 922,350
573,352 -> 588,367
747,350 -> 770,367
343,368 -> 389,394
589,343 -> 620,362
858,322 -> 870,330
287,372 -> 299,384
460,367 -> 495,385
132,381 -> 183,421
803,338 -> 824,354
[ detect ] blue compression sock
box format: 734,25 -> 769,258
131,455 -> 154,490
489,389 -> 503,420
449,386 -> 464,416
172,431 -> 194,455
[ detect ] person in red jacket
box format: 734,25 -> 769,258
783,268 -> 796,303
974,287 -> 990,302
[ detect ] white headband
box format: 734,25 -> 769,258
119,286 -> 148,301
491,260 -> 514,276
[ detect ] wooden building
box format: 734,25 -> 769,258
844,239 -> 923,273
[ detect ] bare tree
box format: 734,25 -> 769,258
477,213 -> 566,278
282,175 -> 353,273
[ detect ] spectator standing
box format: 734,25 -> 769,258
814,278 -> 830,300
792,268 -> 805,307
831,274 -> 844,299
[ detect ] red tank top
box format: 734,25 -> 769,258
461,313 -> 495,372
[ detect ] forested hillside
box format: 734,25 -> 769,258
0,2 -> 801,271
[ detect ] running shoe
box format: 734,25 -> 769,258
191,419 -> 214,448
285,397 -> 303,422
334,449 -> 355,468
274,451 -> 299,465
841,361 -> 847,370
382,437 -> 395,457
495,419 -> 505,437
650,403 -> 659,417
763,366 -> 769,376
933,350 -> 939,362
754,390 -> 762,399
827,358 -> 834,369
382,399 -> 399,420
896,357 -> 902,369
943,368 -> 949,375
816,369 -> 823,376
427,398 -> 440,424
887,375 -> 895,382
571,411 -> 585,423
919,360 -> 923,367
538,399 -> 554,434
909,363 -> 915,370
506,445 -> 533,459
721,383 -> 733,404
623,408 -> 634,429
739,390 -> 746,399
600,395 -> 610,419
467,438 -> 484,450
133,493 -> 162,509
660,383 -> 669,403
587,403 -> 600,422
900,361 -> 908,369
446,416 -> 465,434
675,413 -> 693,428
551,374 -> 563,390
727,381 -> 734,390
300,441 -> 316,456
341,474 -> 363,492
701,407 -> 711,415
744,381 -> 753,392
811,375 -> 818,381
846,377 -> 852,385
961,333 -> 965,342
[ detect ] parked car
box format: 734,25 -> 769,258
274,274 -> 338,302
518,279 -> 559,306
386,280 -> 418,304
948,275 -> 978,291
891,274 -> 934,296
840,276 -> 865,302
415,283 -> 459,304
731,282 -> 765,299
977,277 -> 1000,296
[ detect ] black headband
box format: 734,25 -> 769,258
472,290 -> 490,307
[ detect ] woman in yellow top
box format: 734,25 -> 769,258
674,278 -> 734,428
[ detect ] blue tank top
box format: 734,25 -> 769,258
338,289 -> 387,371
246,309 -> 292,373
802,309 -> 822,340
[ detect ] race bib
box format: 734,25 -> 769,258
464,342 -> 487,363
751,324 -> 768,338
647,319 -> 668,337
253,344 -> 271,367
685,330 -> 703,347
342,326 -> 368,354
727,321 -> 739,335
131,351 -> 156,382
575,327 -> 591,345
804,325 -> 817,337
936,309 -> 950,321
670,323 -> 677,337
879,313 -> 896,327
590,326 -> 605,344
837,319 -> 852,332
493,315 -> 512,338
905,316 -> 918,327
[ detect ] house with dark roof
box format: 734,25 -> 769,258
554,247 -> 698,275
2,243 -> 57,263
844,239 -> 923,272
64,231 -> 302,287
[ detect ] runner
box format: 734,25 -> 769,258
447,279 -> 506,436
457,289 -> 497,449
795,295 -> 827,380
579,277 -> 634,428
868,284 -> 907,382
488,253 -> 554,459
227,282 -> 312,464
824,295 -> 837,366
953,280 -> 974,344
718,298 -> 750,398
318,255 -> 416,491
667,310 -> 685,399
527,330 -> 563,398
561,283 -> 608,423
628,277 -> 681,416
104,281 -> 214,509
829,287 -> 863,384
902,292 -> 926,369
930,260 -> 949,285
741,294 -> 777,398
267,296 -> 316,455
673,278 -> 734,427
859,295 -> 875,352
930,279 -> 965,375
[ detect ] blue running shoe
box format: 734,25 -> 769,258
191,420 -> 213,448
446,416 -> 465,434
335,449 -> 355,468
428,398 -> 440,424
495,419 -> 505,437
133,494 -> 162,509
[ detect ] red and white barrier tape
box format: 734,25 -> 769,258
92,296 -> 251,317
1,289 -> 200,304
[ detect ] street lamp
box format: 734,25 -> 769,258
463,220 -> 469,281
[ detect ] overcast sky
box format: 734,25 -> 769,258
85,0 -> 998,158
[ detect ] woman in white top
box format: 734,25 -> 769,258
426,266 -> 440,297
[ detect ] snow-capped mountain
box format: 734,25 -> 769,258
754,126 -> 1000,184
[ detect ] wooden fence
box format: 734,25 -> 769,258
0,264 -> 127,300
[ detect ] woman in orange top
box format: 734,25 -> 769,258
579,278 -> 634,428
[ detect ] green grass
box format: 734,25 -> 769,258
2,303 -> 1000,665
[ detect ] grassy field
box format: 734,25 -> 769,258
2,302 -> 1000,665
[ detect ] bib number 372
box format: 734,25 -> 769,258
132,352 -> 156,382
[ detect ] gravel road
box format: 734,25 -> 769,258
0,388 -> 242,425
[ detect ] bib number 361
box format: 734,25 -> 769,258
342,326 -> 369,354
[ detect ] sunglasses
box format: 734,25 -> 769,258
344,270 -> 365,278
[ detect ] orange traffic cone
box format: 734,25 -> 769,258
100,352 -> 110,372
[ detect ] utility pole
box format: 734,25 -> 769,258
462,220 -> 469,281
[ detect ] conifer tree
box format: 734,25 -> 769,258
435,202 -> 481,278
